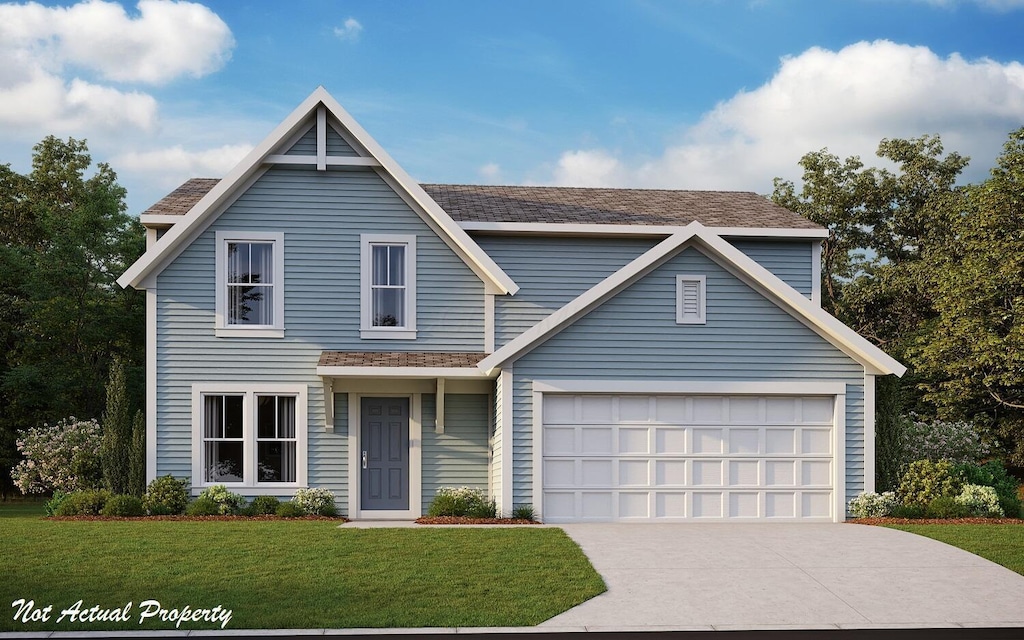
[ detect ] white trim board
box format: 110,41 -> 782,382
459,220 -> 829,239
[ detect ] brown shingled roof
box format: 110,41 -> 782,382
421,184 -> 820,229
142,178 -> 820,230
318,351 -> 487,368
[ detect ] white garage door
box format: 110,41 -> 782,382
541,394 -> 836,522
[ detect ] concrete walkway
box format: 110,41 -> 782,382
543,523 -> 1024,630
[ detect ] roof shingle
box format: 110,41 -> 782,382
142,178 -> 220,216
318,351 -> 487,368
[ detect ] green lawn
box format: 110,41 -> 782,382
884,523 -> 1024,575
0,503 -> 605,632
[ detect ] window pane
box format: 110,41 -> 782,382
257,441 -> 296,483
227,242 -> 248,284
278,396 -> 296,438
372,288 -> 404,327
257,396 -> 276,439
249,243 -> 273,284
224,395 -> 244,439
388,246 -> 405,286
229,285 -> 273,325
205,441 -> 244,482
372,245 -> 388,286
204,395 -> 223,438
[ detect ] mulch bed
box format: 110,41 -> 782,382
415,516 -> 542,525
48,515 -> 347,521
850,517 -> 1024,525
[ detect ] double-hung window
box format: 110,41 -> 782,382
193,384 -> 307,493
360,234 -> 416,339
215,231 -> 285,337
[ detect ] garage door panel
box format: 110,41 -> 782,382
541,393 -> 836,522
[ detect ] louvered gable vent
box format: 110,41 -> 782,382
676,275 -> 706,324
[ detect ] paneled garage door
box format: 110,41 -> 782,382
541,394 -> 836,522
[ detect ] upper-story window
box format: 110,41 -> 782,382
215,231 -> 285,338
360,234 -> 416,339
676,275 -> 706,325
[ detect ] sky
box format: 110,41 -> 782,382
2,0 -> 1024,215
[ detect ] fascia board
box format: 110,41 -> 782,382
459,221 -> 829,239
315,366 -> 492,379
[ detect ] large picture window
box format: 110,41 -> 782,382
360,234 -> 416,339
215,231 -> 285,337
192,384 -> 307,492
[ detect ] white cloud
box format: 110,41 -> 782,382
547,41 -> 1024,191
114,143 -> 253,177
0,0 -> 233,133
478,162 -> 502,181
334,17 -> 363,41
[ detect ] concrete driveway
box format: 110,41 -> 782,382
543,523 -> 1024,631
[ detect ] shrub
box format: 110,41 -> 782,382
427,486 -> 496,518
898,460 -> 962,507
249,495 -> 281,516
925,496 -> 972,519
901,415 -> 992,466
143,475 -> 189,515
44,490 -> 69,517
955,460 -> 1022,518
512,504 -> 536,521
889,504 -> 927,519
276,501 -> 305,518
196,485 -> 247,515
955,484 -> 1005,518
848,491 -> 899,518
185,497 -> 221,516
292,487 -> 337,516
101,495 -> 145,517
55,489 -> 112,516
11,417 -> 103,494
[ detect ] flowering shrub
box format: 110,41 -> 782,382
901,416 -> 992,465
427,486 -> 496,518
196,485 -> 247,515
11,417 -> 103,494
955,484 -> 1005,518
849,491 -> 899,518
898,459 -> 962,507
292,487 -> 337,516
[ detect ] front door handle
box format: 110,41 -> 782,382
362,451 -> 368,469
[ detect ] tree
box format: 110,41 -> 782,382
101,357 -> 132,495
0,137 -> 144,495
910,128 -> 1024,464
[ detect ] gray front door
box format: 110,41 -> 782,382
360,397 -> 410,511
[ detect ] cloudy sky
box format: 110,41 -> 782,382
1,0 -> 1023,214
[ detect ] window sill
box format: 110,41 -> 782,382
192,485 -> 303,497
215,327 -> 285,338
360,329 -> 417,340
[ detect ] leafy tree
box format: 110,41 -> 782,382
0,136 -> 144,495
101,357 -> 135,495
910,128 -> 1024,464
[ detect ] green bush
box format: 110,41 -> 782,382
276,501 -> 305,518
427,486 -> 496,518
889,504 -> 927,519
512,504 -> 536,521
925,496 -> 972,519
196,484 -> 247,515
55,489 -> 112,516
955,484 -> 1005,517
44,490 -> 69,517
101,495 -> 145,517
955,460 -> 1022,518
292,487 -> 337,516
848,491 -> 899,518
249,495 -> 281,516
898,460 -> 962,507
143,475 -> 189,515
185,496 -> 221,516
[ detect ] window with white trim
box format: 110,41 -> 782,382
676,275 -> 707,324
192,384 -> 307,491
360,234 -> 417,339
215,231 -> 285,338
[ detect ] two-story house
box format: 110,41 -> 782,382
117,87 -> 905,523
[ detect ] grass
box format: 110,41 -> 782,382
0,502 -> 605,632
884,523 -> 1024,576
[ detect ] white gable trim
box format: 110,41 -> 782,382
459,220 -> 829,239
477,222 -> 906,377
118,87 -> 518,295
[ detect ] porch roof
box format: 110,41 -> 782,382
316,351 -> 492,378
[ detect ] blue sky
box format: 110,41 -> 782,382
1,0 -> 1024,214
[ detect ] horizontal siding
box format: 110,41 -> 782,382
729,239 -> 814,298
511,245 -> 865,511
421,394 -> 491,514
155,165 -> 485,490
474,236 -> 656,348
284,126 -> 317,156
327,126 -> 358,156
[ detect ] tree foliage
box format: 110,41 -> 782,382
0,136 -> 144,495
